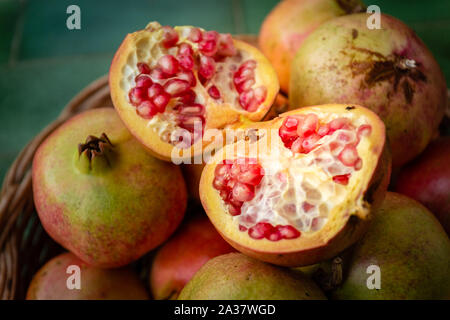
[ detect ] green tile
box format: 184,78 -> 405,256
0,54 -> 112,180
19,0 -> 235,60
0,0 -> 21,63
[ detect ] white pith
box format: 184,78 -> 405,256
234,115 -> 371,234
119,23 -> 261,146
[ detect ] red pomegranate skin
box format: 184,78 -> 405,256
395,137 -> 450,235
150,215 -> 235,299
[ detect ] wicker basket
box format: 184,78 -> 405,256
0,32 -> 448,299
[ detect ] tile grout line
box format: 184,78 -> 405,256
8,0 -> 27,67
231,0 -> 247,35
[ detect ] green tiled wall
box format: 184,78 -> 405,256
0,0 -> 449,180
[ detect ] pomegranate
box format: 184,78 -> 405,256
178,253 -> 326,300
26,252 -> 149,300
181,163 -> 205,202
259,0 -> 365,93
200,104 -> 391,267
289,13 -> 447,167
109,22 -> 279,162
395,137 -> 450,235
32,108 -> 187,268
150,215 -> 235,299
331,192 -> 450,299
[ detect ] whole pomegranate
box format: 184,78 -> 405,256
289,13 -> 447,167
32,108 -> 187,268
178,253 -> 326,300
150,215 -> 235,299
200,104 -> 391,267
110,22 -> 279,162
331,192 -> 450,300
27,252 -> 149,300
259,0 -> 365,93
395,137 -> 450,235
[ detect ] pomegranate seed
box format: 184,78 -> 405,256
241,60 -> 257,70
228,204 -> 241,216
199,31 -> 219,56
208,85 -> 221,99
253,86 -> 267,104
150,67 -> 169,80
338,145 -> 359,166
199,56 -> 216,79
179,90 -> 196,104
302,202 -> 314,213
297,113 -> 318,137
358,124 -> 372,138
239,89 -> 259,112
237,167 -> 264,186
213,175 -> 227,190
177,54 -> 194,70
354,158 -> 363,170
147,83 -> 164,98
302,133 -> 321,153
276,225 -> 301,239
177,104 -> 204,116
178,43 -> 194,56
137,62 -> 151,74
329,117 -> 351,131
177,70 -> 196,87
248,222 -> 275,240
285,117 -> 299,129
136,101 -> 158,119
178,115 -> 205,132
217,33 -> 237,57
232,182 -> 255,202
128,87 -> 147,106
215,163 -> 231,179
333,174 -> 350,185
317,124 -> 330,136
188,27 -> 203,42
164,79 -> 191,96
290,137 -> 304,153
157,55 -> 179,76
152,92 -> 171,112
135,74 -> 153,88
161,26 -> 179,48
239,225 -> 247,232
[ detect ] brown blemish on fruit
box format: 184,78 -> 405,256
352,29 -> 358,40
346,106 -> 356,110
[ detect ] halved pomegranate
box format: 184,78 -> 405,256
200,104 -> 391,267
110,22 -> 279,161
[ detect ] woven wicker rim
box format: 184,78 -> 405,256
0,35 -> 448,298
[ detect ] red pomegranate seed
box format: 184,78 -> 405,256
177,54 -> 194,70
164,79 -> 191,96
333,174 -> 350,185
338,145 -> 359,166
161,26 -> 179,48
249,222 -> 275,240
152,92 -> 171,112
188,27 -> 203,42
290,137 -> 304,153
128,87 -> 147,106
236,78 -> 255,93
253,86 -> 267,104
213,175 -> 227,190
178,115 -> 205,132
302,202 -> 314,213
276,225 -> 301,239
239,89 -> 259,112
357,124 -> 372,138
208,85 -> 221,99
329,117 -> 351,131
239,225 -> 248,232
135,74 -> 153,88
285,117 -> 299,129
177,104 -> 204,116
150,67 -> 169,80
199,31 -> 219,56
241,60 -> 257,70
147,83 -> 164,98
137,62 -> 151,74
297,113 -> 318,137
228,204 -> 241,216
157,55 -> 179,76
177,70 -> 196,87
215,163 -> 231,180
354,158 -> 362,170
317,124 -> 330,136
232,182 -> 255,202
267,229 -> 282,241
199,56 -> 216,79
302,133 -> 321,153
217,33 -> 237,57
178,43 -> 194,56
179,90 -> 196,104
237,167 -> 264,186
136,101 -> 158,119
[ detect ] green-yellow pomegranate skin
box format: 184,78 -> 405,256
26,252 -> 149,300
32,108 -> 187,268
289,13 -> 447,167
332,192 -> 450,300
178,253 -> 326,300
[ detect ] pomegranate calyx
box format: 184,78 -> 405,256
77,133 -> 114,170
